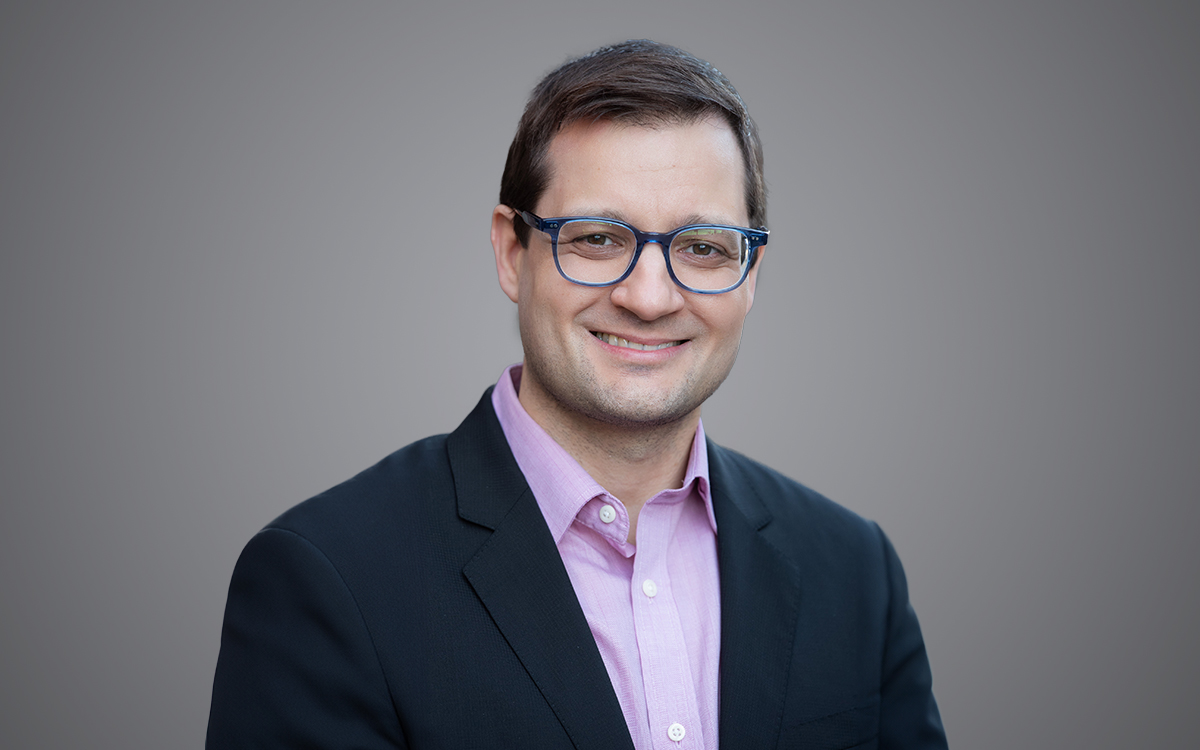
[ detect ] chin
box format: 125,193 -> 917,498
573,379 -> 716,429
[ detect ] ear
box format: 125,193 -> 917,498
491,205 -> 523,304
743,247 -> 764,312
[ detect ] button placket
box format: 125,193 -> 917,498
629,500 -> 703,749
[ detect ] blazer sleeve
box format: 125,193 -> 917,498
876,524 -> 949,749
206,527 -> 407,749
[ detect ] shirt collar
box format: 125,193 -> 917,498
491,363 -> 716,544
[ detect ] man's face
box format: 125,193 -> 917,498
493,116 -> 761,432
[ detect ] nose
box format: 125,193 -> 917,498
608,242 -> 686,321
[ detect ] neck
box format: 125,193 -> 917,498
555,412 -> 698,507
517,378 -> 699,542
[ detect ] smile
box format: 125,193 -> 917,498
592,331 -> 684,351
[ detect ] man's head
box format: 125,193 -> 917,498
500,40 -> 767,248
492,41 -> 767,435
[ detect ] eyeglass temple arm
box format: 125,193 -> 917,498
516,210 -> 561,232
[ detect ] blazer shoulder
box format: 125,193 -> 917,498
707,440 -> 886,562
709,441 -> 875,526
264,432 -> 455,556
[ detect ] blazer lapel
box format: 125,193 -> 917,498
449,391 -> 635,750
709,442 -> 803,749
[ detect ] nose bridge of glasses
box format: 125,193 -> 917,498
635,227 -> 675,249
632,230 -> 681,280
628,234 -> 674,279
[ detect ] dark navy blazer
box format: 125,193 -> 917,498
207,389 -> 947,749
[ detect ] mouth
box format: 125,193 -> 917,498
592,331 -> 685,351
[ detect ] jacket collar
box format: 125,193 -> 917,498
708,441 -> 803,749
448,389 -> 636,750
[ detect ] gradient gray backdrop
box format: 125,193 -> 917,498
3,1 -> 1197,747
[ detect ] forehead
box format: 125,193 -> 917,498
539,116 -> 747,227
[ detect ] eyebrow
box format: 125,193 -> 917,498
562,209 -> 738,228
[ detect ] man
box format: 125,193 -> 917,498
207,40 -> 948,749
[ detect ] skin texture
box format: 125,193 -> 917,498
492,116 -> 762,531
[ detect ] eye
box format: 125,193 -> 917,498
680,240 -> 735,259
673,228 -> 742,260
559,224 -> 631,259
579,233 -> 616,247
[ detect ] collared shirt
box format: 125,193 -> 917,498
491,364 -> 721,750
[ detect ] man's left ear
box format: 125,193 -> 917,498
492,205 -> 524,304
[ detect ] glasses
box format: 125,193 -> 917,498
518,210 -> 768,294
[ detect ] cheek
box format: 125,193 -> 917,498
516,256 -> 552,314
517,269 -> 575,337
697,297 -> 751,338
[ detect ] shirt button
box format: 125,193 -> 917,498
642,579 -> 658,598
668,722 -> 686,742
599,504 -> 617,524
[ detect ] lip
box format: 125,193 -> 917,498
590,329 -> 688,357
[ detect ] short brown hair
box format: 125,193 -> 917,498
500,40 -> 767,246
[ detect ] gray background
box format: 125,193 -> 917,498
2,1 -> 1197,747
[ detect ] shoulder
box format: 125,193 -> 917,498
255,433 -> 457,570
707,441 -> 888,569
707,441 -> 879,535
209,435 -> 461,748
231,388 -> 514,592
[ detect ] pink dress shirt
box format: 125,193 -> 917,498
491,364 -> 721,750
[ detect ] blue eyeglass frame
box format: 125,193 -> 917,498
518,210 -> 769,295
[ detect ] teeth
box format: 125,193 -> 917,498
593,332 -> 680,351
